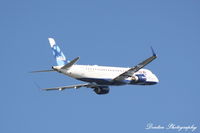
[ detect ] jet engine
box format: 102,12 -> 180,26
93,86 -> 110,95
131,74 -> 147,82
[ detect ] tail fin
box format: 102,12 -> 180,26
48,38 -> 67,66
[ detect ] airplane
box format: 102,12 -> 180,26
32,38 -> 159,95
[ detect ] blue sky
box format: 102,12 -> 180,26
0,0 -> 200,132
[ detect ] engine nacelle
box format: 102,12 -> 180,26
93,86 -> 110,95
131,74 -> 147,83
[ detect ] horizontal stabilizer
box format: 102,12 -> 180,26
61,57 -> 80,69
30,69 -> 55,73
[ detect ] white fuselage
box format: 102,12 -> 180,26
54,65 -> 159,86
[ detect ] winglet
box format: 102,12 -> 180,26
151,46 -> 157,56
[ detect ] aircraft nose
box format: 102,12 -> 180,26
154,74 -> 159,83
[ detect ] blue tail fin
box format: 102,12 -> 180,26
48,38 -> 67,66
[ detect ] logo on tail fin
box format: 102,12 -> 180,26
48,38 -> 67,66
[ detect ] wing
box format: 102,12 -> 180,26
113,47 -> 157,81
43,83 -> 91,91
